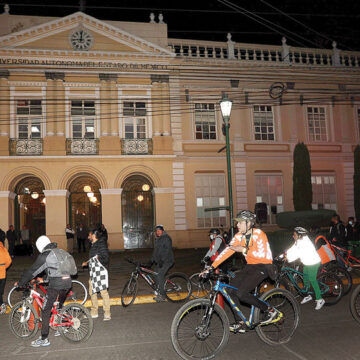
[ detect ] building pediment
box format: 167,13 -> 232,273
0,11 -> 173,57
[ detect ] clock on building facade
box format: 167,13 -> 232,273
69,29 -> 93,51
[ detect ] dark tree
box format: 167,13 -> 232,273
354,145 -> 360,220
293,142 -> 312,211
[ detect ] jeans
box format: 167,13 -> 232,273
154,262 -> 173,296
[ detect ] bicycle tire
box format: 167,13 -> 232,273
189,273 -> 212,298
164,273 -> 192,303
9,301 -> 39,339
332,267 -> 352,295
65,280 -> 88,305
121,277 -> 138,307
171,298 -> 229,360
350,284 -> 360,324
58,303 -> 93,343
254,288 -> 300,346
318,273 -> 343,306
7,287 -> 24,308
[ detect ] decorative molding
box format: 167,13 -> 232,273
43,189 -> 70,197
99,73 -> 118,81
0,191 -> 16,199
99,188 -> 123,195
244,143 -> 290,152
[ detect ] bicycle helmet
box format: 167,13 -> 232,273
36,235 -> 51,253
209,228 -> 220,235
294,227 -> 308,235
234,210 -> 257,226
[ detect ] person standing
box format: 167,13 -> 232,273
6,225 -> 17,258
346,217 -> 356,243
0,236 -> 12,314
329,214 -> 347,247
20,225 -> 31,256
149,225 -> 174,302
82,229 -> 111,321
76,223 -> 87,253
65,224 -> 75,253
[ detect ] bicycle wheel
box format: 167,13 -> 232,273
350,284 -> 360,324
7,287 -> 24,308
121,277 -> 138,307
164,273 -> 192,303
9,301 -> 39,339
254,288 -> 300,346
58,303 -> 93,343
189,273 -> 212,298
318,273 -> 343,306
171,298 -> 229,360
66,280 -> 88,305
332,267 -> 352,295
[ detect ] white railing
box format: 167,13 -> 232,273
168,37 -> 360,68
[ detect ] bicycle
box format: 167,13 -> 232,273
319,261 -> 352,295
8,282 -> 93,343
8,279 -> 88,308
121,258 -> 192,307
330,243 -> 360,269
350,284 -> 360,325
171,272 -> 300,360
274,257 -> 343,305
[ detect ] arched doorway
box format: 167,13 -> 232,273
68,175 -> 102,231
122,175 -> 154,249
14,176 -> 46,244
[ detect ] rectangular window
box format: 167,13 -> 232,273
255,175 -> 283,224
195,103 -> 217,140
195,174 -> 226,228
311,174 -> 337,210
71,100 -> 95,138
123,102 -> 147,139
307,106 -> 327,142
16,100 -> 42,138
253,105 -> 274,141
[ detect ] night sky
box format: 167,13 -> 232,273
1,0 -> 360,51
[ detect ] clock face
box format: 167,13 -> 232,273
70,29 -> 93,51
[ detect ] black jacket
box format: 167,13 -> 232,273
151,232 -> 174,265
6,230 -> 17,243
89,237 -> 109,270
329,222 -> 347,246
19,243 -> 72,290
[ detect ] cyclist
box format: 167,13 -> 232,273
286,227 -> 325,310
201,210 -> 276,333
202,228 -> 229,272
15,235 -> 77,347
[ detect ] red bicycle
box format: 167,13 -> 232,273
330,244 -> 360,269
8,282 -> 93,343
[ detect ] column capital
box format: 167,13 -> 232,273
99,73 -> 118,81
151,74 -> 169,84
43,189 -> 70,197
99,188 -> 122,195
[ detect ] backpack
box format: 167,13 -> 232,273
45,248 -> 77,277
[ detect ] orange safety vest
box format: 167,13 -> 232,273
315,235 -> 336,264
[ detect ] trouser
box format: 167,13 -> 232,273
154,262 -> 173,296
303,263 -> 321,300
229,264 -> 269,321
41,287 -> 69,340
8,240 -> 14,257
77,238 -> 86,253
0,278 -> 6,304
88,279 -> 111,317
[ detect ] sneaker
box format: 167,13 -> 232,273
54,330 -> 61,337
104,315 -> 111,321
300,295 -> 313,304
31,337 -> 51,347
315,299 -> 325,310
229,321 -> 246,333
260,309 -> 280,325
153,295 -> 166,302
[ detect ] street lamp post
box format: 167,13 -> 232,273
220,93 -> 234,238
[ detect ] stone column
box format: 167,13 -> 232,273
0,72 -> 10,155
110,80 -> 118,136
43,190 -> 69,251
56,79 -> 65,136
151,81 -> 162,136
100,189 -> 123,250
0,191 -> 16,230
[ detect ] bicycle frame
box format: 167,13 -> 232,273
136,266 -> 157,290
331,244 -> 360,268
211,279 -> 270,329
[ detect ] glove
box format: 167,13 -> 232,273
158,260 -> 164,268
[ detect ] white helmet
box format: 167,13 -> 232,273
36,235 -> 51,253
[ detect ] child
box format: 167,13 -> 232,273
286,227 -> 325,310
0,236 -> 12,314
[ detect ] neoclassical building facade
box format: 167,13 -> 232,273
0,9 -> 359,250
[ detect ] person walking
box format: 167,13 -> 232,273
16,235 -> 77,347
149,225 -> 174,302
6,225 -> 17,258
0,236 -> 12,314
76,224 -> 87,253
82,229 -> 111,321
